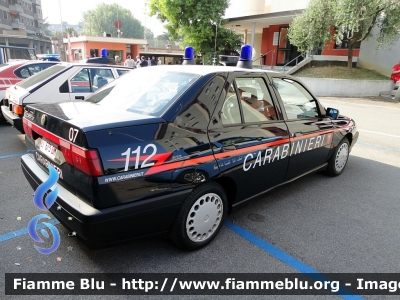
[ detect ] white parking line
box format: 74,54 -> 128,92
319,99 -> 400,111
358,129 -> 400,139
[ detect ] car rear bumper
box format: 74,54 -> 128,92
21,153 -> 190,248
1,105 -> 23,133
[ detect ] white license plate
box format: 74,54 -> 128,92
39,139 -> 58,160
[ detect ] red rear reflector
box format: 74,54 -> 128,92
22,118 -> 33,138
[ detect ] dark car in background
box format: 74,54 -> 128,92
20,64 -> 358,250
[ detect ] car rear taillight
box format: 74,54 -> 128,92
22,117 -> 33,138
31,123 -> 103,176
13,104 -> 23,115
59,142 -> 103,176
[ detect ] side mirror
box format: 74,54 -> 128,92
326,107 -> 339,119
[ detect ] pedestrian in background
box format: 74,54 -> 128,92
157,57 -> 162,65
140,56 -> 148,67
115,55 -> 121,65
136,56 -> 141,68
124,55 -> 135,68
150,56 -> 157,66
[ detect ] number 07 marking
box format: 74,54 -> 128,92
68,127 -> 79,143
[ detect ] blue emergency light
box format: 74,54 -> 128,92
182,46 -> 195,65
236,44 -> 253,69
101,48 -> 108,58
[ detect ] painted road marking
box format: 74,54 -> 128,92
225,220 -> 364,299
358,129 -> 400,139
357,142 -> 400,153
0,152 -> 27,159
319,99 -> 400,111
0,219 -> 60,242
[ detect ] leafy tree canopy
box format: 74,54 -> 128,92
288,0 -> 400,70
82,3 -> 145,39
148,0 -> 242,64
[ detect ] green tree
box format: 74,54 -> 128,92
82,3 -> 144,38
42,17 -> 53,37
148,0 -> 241,64
288,0 -> 400,70
65,27 -> 78,37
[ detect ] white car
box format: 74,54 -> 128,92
1,62 -> 132,132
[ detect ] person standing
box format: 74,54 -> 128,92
136,56 -> 141,68
150,56 -> 157,66
140,56 -> 148,67
391,61 -> 400,83
124,55 -> 135,68
157,57 -> 162,65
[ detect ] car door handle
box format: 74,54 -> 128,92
222,145 -> 236,152
75,96 -> 85,100
292,132 -> 303,137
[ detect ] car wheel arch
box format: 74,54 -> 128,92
212,176 -> 237,213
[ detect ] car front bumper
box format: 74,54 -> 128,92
1,105 -> 23,133
21,153 -> 190,248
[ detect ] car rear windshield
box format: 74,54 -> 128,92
86,68 -> 201,117
16,65 -> 67,89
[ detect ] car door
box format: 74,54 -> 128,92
69,67 -> 116,100
208,72 -> 290,203
271,76 -> 333,180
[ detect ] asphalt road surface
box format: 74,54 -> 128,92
0,96 -> 399,300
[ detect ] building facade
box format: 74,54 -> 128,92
63,35 -> 184,65
0,0 -> 52,53
224,0 -> 360,67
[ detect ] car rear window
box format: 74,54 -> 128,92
16,65 -> 67,89
86,68 -> 200,117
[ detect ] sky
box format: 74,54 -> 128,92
41,0 -> 167,36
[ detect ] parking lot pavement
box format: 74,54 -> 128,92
1,96 -> 400,299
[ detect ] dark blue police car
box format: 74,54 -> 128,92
21,46 -> 359,250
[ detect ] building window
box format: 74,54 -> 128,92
3,10 -> 8,20
31,21 -> 33,26
334,31 -> 361,49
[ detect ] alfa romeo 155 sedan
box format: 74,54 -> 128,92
20,54 -> 358,250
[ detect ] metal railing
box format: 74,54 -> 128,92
253,49 -> 274,69
283,54 -> 303,73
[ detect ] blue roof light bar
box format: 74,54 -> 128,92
236,44 -> 253,69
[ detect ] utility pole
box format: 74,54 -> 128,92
58,0 -> 66,61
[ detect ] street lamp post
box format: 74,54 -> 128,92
211,20 -> 219,66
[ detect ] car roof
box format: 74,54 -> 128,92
57,62 -> 133,69
117,64 -> 280,75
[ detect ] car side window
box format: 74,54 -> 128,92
91,68 -> 114,90
70,69 -> 91,93
27,63 -> 54,76
18,67 -> 30,78
70,68 -> 115,93
221,83 -> 241,125
273,78 -> 319,120
117,69 -> 130,76
235,77 -> 278,123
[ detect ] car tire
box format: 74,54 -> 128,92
169,182 -> 227,250
0,99 -> 6,124
325,137 -> 350,177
